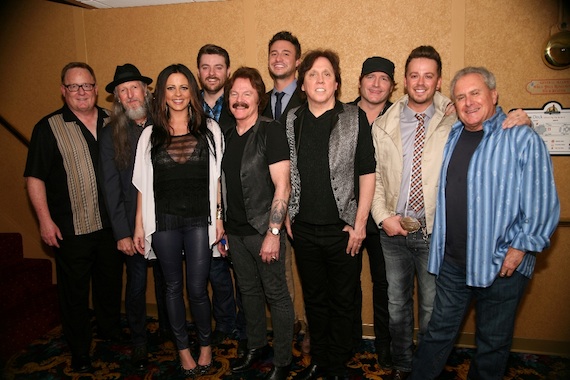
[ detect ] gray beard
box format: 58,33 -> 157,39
125,105 -> 147,121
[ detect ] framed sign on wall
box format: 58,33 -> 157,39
518,102 -> 570,155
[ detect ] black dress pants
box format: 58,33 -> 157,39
55,228 -> 123,357
292,221 -> 360,376
353,216 -> 391,350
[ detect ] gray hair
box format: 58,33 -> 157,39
110,83 -> 152,169
450,66 -> 496,101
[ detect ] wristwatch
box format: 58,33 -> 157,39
268,227 -> 280,236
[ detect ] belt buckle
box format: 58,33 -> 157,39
400,216 -> 421,233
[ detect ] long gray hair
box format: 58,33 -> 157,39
110,84 -> 152,169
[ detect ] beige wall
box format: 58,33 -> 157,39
1,0 -> 569,355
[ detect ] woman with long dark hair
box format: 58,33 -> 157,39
133,63 -> 224,376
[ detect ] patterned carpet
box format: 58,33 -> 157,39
2,319 -> 569,379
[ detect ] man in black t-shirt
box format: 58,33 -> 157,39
350,56 -> 396,369
222,67 -> 294,380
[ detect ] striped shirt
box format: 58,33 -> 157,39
428,106 -> 559,287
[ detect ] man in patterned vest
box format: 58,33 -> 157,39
24,62 -> 123,373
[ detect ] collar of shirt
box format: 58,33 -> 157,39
271,79 -> 298,114
201,90 -> 224,122
402,100 -> 435,124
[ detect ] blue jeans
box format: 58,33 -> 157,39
124,253 -> 169,347
380,230 -> 436,372
228,232 -> 294,367
410,260 -> 529,380
152,219 -> 212,349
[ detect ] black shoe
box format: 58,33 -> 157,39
71,354 -> 92,373
197,361 -> 213,375
264,364 -> 291,380
295,363 -> 324,380
237,338 -> 248,358
131,345 -> 148,370
390,369 -> 411,380
180,363 -> 198,378
375,344 -> 393,369
231,344 -> 270,372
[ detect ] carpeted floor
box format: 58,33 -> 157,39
2,318 -> 569,379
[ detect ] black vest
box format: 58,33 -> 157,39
226,116 -> 276,235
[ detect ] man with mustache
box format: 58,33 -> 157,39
223,67 -> 294,380
196,44 -> 247,353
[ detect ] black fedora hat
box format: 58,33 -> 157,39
105,63 -> 153,93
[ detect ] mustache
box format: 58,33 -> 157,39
232,102 -> 250,109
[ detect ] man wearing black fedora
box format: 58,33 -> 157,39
99,63 -> 170,369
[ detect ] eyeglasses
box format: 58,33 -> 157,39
64,83 -> 95,92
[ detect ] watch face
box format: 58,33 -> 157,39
269,227 -> 280,235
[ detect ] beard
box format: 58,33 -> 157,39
200,77 -> 225,94
269,67 -> 296,81
125,104 -> 147,121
